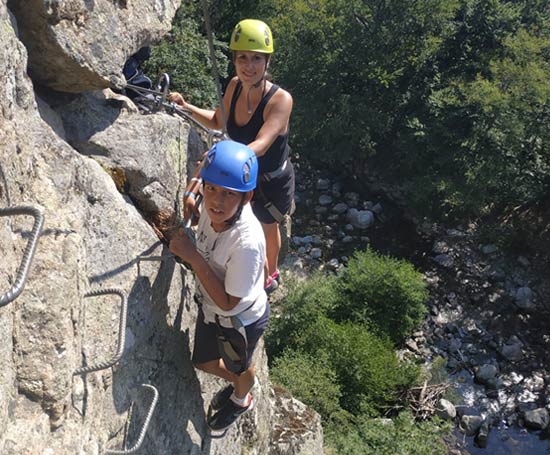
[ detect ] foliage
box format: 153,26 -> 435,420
257,0 -> 550,220
265,273 -> 339,359
298,317 -> 419,415
325,411 -> 450,455
266,271 -> 420,417
270,349 -> 343,419
334,248 -> 429,344
144,2 -> 229,108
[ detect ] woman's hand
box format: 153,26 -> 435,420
169,228 -> 199,264
183,195 -> 200,225
168,92 -> 186,108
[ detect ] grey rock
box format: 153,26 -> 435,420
371,202 -> 383,214
481,244 -> 498,255
346,208 -> 374,229
515,286 -> 535,311
475,364 -> 498,385
332,202 -> 348,214
50,90 -> 196,214
517,256 -> 530,267
460,415 -> 484,436
318,195 -> 333,206
475,420 -> 490,448
9,0 -> 180,92
316,178 -> 330,191
500,342 -> 524,362
432,241 -> 449,254
524,408 -> 549,430
310,248 -> 322,259
434,254 -> 454,268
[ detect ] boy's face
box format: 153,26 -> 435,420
203,182 -> 251,231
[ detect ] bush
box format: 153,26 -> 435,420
270,349 -> 343,419
297,318 -> 418,415
265,273 -> 338,359
325,411 -> 450,455
334,248 -> 428,344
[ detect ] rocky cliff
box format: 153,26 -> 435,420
0,1 -> 322,453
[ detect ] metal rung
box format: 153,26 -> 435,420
74,288 -> 128,375
105,384 -> 159,454
0,205 -> 44,307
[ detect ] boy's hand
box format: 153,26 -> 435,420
169,229 -> 198,264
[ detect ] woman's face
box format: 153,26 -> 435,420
233,51 -> 268,86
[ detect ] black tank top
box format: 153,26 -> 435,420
227,81 -> 290,174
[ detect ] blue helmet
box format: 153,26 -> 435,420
200,140 -> 258,192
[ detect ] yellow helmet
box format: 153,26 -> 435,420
230,19 -> 273,54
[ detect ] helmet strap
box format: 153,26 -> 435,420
224,193 -> 248,227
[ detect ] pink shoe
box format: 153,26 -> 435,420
264,275 -> 278,295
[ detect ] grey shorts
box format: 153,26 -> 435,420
192,304 -> 270,372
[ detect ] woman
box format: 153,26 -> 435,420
170,19 -> 294,294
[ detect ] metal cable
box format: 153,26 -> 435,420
0,205 -> 44,307
74,288 -> 128,375
105,384 -> 159,455
200,0 -> 227,135
124,84 -> 227,144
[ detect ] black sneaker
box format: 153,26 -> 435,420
210,384 -> 234,411
207,396 -> 253,431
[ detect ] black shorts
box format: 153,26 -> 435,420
192,304 -> 270,371
252,160 -> 295,224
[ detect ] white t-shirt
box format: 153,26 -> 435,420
194,203 -> 267,327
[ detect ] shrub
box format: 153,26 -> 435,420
334,248 -> 428,344
265,273 -> 338,359
297,318 -> 418,415
270,349 -> 343,419
325,411 -> 450,455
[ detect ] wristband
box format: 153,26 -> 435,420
184,191 -> 197,199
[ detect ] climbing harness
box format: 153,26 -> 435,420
74,288 -> 128,375
0,205 -> 44,307
214,314 -> 249,375
105,384 -> 159,455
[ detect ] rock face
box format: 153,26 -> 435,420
8,0 -> 181,92
0,2 -> 323,454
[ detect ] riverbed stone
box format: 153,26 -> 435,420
515,286 -> 535,311
524,408 -> 549,430
436,399 -> 457,420
475,364 -> 498,385
460,415 -> 484,436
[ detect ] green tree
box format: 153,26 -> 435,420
145,3 -> 229,108
334,248 -> 429,344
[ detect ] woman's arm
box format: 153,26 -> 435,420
168,78 -> 237,131
169,229 -> 240,311
247,88 -> 293,157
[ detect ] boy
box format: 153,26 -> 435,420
169,140 -> 268,431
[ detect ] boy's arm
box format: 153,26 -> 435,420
169,229 -> 240,311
